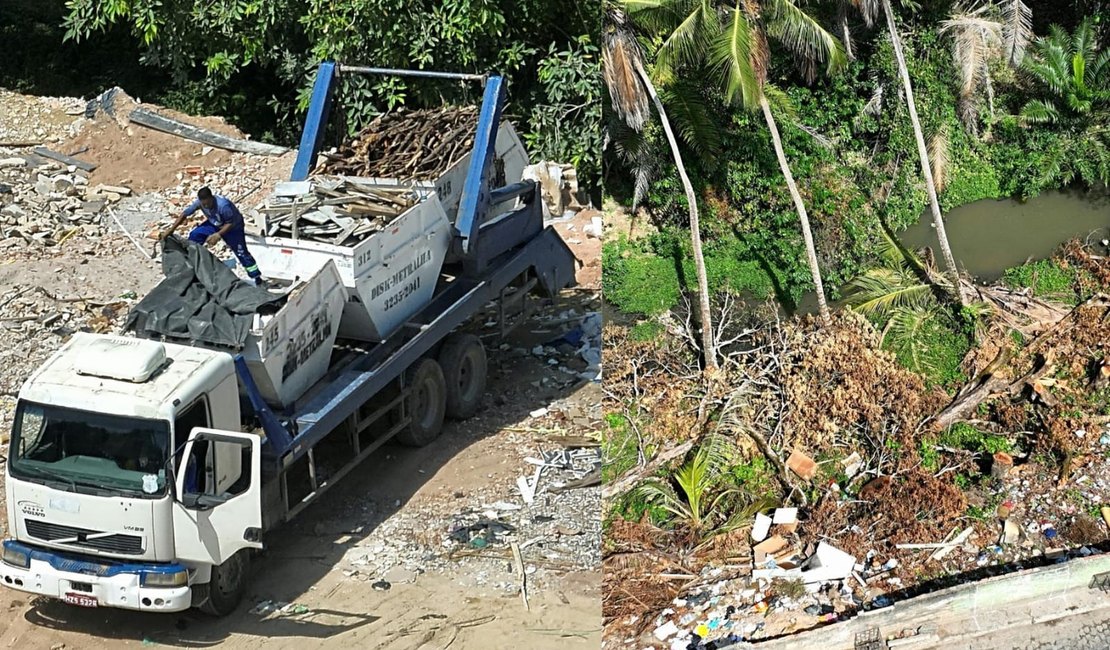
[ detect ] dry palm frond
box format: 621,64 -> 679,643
1000,0 -> 1033,66
929,128 -> 950,194
941,6 -> 1003,134
604,8 -> 651,132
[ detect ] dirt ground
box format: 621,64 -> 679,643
0,89 -> 602,649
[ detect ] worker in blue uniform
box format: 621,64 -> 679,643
162,186 -> 263,285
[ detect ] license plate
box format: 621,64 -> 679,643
63,592 -> 98,608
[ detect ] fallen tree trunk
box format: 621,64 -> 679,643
603,441 -> 693,502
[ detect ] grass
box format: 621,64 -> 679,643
1002,258 -> 1078,304
939,422 -> 1014,454
729,456 -> 776,497
602,412 -> 642,484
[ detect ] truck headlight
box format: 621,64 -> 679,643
1,545 -> 30,569
141,570 -> 188,588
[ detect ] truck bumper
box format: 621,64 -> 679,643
0,540 -> 191,612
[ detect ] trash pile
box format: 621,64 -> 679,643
0,149 -> 118,247
320,106 -> 480,180
258,176 -> 418,245
529,310 -> 603,382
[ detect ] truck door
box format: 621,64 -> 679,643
172,428 -> 263,565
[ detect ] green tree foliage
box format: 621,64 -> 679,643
61,0 -> 603,185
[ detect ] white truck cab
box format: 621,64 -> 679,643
1,334 -> 263,613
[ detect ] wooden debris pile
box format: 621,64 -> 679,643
320,106 -> 479,180
260,176 -> 417,246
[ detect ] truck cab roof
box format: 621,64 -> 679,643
18,333 -> 233,420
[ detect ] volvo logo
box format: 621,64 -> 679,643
17,500 -> 44,518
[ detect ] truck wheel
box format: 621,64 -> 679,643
198,550 -> 250,616
397,358 -> 446,446
439,333 -> 487,419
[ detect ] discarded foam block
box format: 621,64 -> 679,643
751,513 -> 772,542
800,542 -> 857,583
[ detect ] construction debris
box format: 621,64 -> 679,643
320,106 -> 480,180
0,149 -> 111,247
258,176 -> 417,245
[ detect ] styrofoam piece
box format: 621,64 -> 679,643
800,542 -> 858,584
772,507 -> 798,524
751,513 -> 772,542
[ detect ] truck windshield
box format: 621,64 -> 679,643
9,401 -> 170,498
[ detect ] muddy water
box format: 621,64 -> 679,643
900,190 -> 1110,282
788,190 -> 1110,315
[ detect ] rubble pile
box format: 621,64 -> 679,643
0,89 -> 86,146
320,106 -> 480,179
259,176 -> 418,245
0,150 -> 117,247
0,284 -> 130,431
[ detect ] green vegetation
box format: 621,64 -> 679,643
633,439 -> 777,540
938,422 -> 1014,455
602,412 -> 641,484
603,234 -> 777,315
1002,258 -> 1079,302
605,9 -> 1110,330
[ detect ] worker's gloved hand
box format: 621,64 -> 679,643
206,233 -> 222,246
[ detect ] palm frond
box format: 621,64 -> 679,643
1020,98 -> 1060,124
660,81 -> 723,157
860,83 -> 884,118
885,305 -> 937,375
603,10 -> 651,132
999,0 -> 1032,66
941,9 -> 1003,134
711,2 -> 760,107
764,0 -> 848,80
636,479 -> 693,522
846,267 -> 936,318
929,128 -> 949,194
761,83 -> 799,123
1091,48 -> 1110,88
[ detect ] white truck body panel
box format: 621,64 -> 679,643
246,194 -> 451,342
19,334 -> 233,423
236,260 -> 346,408
5,477 -> 173,563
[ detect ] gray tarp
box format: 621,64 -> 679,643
125,236 -> 284,348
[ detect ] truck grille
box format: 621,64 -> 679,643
25,521 -> 144,555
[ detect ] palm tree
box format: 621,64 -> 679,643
637,437 -> 776,539
846,0 -> 968,306
940,1 -> 1031,135
1020,18 -> 1110,125
626,0 -> 846,325
604,5 -> 719,370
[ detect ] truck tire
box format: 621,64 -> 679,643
397,358 -> 447,446
439,333 -> 487,419
197,550 -> 250,616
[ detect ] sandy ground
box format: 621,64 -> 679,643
0,89 -> 602,649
